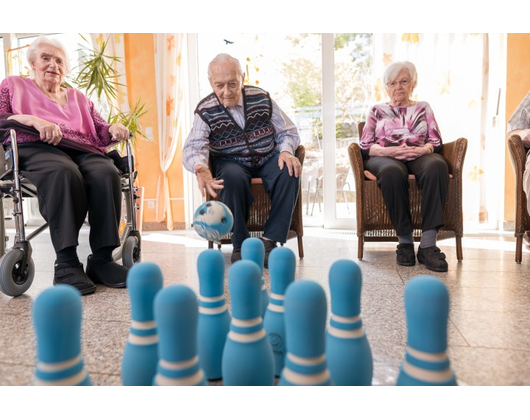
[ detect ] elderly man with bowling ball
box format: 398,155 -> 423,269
183,53 -> 301,267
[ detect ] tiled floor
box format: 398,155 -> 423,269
1,225 -> 530,387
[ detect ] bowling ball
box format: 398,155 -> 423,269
193,201 -> 234,242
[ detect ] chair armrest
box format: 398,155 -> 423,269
440,137 -> 468,178
347,143 -> 367,195
295,145 -> 306,166
507,134 -> 527,180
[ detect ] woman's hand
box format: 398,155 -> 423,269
8,115 -> 62,145
109,123 -> 130,142
370,143 -> 433,161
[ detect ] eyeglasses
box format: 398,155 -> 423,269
387,79 -> 412,88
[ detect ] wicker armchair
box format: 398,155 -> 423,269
206,145 -> 306,258
348,122 -> 467,261
507,134 -> 530,263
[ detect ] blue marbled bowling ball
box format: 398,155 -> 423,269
193,201 -> 234,242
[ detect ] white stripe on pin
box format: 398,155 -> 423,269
160,355 -> 199,370
199,304 -> 228,315
199,294 -> 224,303
33,370 -> 88,386
231,317 -> 262,327
128,333 -> 158,345
267,302 -> 284,313
328,325 -> 364,339
131,320 -> 157,330
269,292 -> 284,301
37,355 -> 81,372
228,329 -> 266,343
407,346 -> 449,362
402,361 -> 454,383
155,369 -> 205,386
287,352 -> 326,366
282,367 -> 330,385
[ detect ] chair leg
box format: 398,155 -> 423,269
297,235 -> 304,259
516,236 -> 523,264
357,236 -> 364,260
455,235 -> 463,262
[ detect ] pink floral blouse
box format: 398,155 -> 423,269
359,101 -> 443,159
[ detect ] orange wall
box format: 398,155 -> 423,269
504,33 -> 530,223
123,34 -> 185,229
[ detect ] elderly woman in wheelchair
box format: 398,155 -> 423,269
0,36 -> 133,296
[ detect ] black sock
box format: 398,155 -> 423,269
92,246 -> 114,261
55,246 -> 80,267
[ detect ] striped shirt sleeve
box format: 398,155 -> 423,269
182,113 -> 211,173
271,99 -> 300,155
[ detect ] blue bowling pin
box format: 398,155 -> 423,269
121,262 -> 164,386
326,259 -> 373,386
32,285 -> 91,386
222,259 -> 274,386
197,249 -> 231,381
263,247 -> 296,377
241,237 -> 269,317
396,275 -> 457,386
279,280 -> 332,386
153,285 -> 207,386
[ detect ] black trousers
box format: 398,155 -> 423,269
18,142 -> 122,254
364,153 -> 449,236
212,154 -> 300,250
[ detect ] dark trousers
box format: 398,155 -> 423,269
212,154 -> 300,250
364,153 -> 449,236
18,143 -> 122,254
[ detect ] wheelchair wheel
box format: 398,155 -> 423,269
0,249 -> 35,297
122,236 -> 141,268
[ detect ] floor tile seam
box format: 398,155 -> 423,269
448,344 -> 530,353
447,319 -> 472,347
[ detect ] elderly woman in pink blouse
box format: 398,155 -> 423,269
0,36 -> 131,295
359,61 -> 449,272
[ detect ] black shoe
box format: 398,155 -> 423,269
396,243 -> 415,266
417,246 -> 448,272
86,255 -> 128,288
231,248 -> 242,264
54,263 -> 97,296
260,238 -> 277,269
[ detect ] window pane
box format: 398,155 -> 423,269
334,33 -> 373,219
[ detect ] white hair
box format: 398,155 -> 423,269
383,61 -> 417,86
26,36 -> 71,77
207,53 -> 243,79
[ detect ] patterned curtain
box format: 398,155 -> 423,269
371,33 -> 496,225
154,34 -> 188,230
6,44 -> 31,76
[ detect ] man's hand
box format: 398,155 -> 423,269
195,164 -> 224,198
278,151 -> 301,177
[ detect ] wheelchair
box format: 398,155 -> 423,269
0,122 -> 141,297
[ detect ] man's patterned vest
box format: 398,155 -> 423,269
195,86 -> 276,168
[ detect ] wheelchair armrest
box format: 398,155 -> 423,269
0,119 -> 40,141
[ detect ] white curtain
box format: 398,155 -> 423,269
154,33 -> 188,230
370,33 -> 498,226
